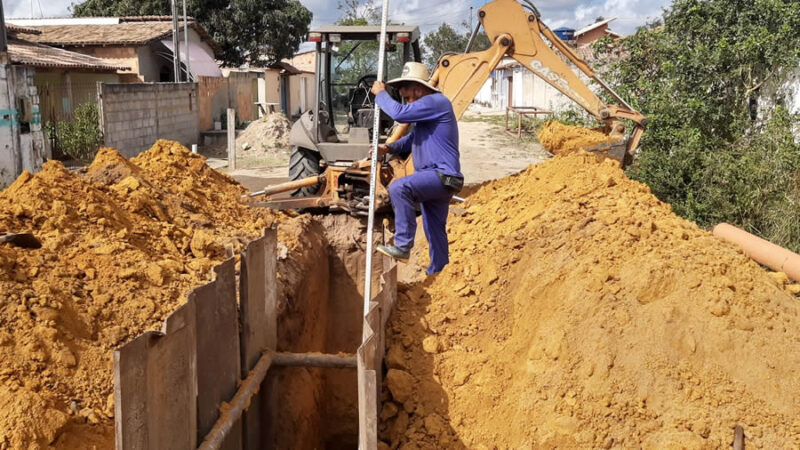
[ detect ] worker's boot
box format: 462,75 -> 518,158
376,244 -> 410,263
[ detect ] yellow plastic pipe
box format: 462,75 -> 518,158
713,223 -> 800,282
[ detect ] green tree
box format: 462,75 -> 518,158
594,0 -> 800,250
71,0 -> 311,66
422,21 -> 491,68
332,1 -> 406,84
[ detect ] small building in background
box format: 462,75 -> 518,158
574,18 -> 623,48
283,49 -> 316,73
6,25 -> 128,128
1,22 -> 129,185
7,16 -> 222,82
1,24 -> 47,186
475,18 -> 624,114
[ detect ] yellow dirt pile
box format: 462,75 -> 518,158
383,152 -> 800,448
538,120 -> 617,155
0,140 -> 280,448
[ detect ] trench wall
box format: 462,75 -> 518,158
98,82 -> 199,157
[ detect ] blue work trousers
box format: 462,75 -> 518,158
388,170 -> 453,274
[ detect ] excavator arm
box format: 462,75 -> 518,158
389,0 -> 646,161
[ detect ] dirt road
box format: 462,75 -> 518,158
211,109 -> 549,192
457,112 -> 549,184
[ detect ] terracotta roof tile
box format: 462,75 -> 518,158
7,24 -> 42,35
20,20 -> 220,55
7,38 -> 130,71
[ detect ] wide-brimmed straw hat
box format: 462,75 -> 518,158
386,62 -> 440,92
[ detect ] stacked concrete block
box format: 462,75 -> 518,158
99,82 -> 199,158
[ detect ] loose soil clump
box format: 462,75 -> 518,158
538,121 -> 617,156
383,152 -> 800,448
0,140 -> 284,448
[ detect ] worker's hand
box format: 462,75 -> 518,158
371,81 -> 386,96
370,144 -> 390,159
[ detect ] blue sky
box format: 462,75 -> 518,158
4,0 -> 670,37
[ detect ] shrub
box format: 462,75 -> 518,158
596,0 -> 800,251
50,102 -> 102,161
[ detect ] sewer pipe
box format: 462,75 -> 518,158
713,223 -> 800,283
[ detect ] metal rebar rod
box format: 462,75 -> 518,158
171,0 -> 181,81
197,352 -> 273,450
465,22 -> 481,53
182,0 -> 191,81
272,352 -> 356,368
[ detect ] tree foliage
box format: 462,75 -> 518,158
71,0 -> 311,66
595,0 -> 800,250
422,22 -> 490,68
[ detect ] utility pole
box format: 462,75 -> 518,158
171,0 -> 181,82
470,6 -> 473,32
182,0 -> 191,81
0,0 -> 8,54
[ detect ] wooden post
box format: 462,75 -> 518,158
192,259 -> 242,450
239,228 -> 277,450
227,108 -> 236,170
114,301 -> 198,450
733,425 -> 744,450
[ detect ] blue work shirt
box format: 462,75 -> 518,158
375,90 -> 462,178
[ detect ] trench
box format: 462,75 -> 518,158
264,213 -> 384,448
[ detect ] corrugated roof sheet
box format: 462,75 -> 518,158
574,17 -> 617,37
7,38 -> 130,71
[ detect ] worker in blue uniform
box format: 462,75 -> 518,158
370,62 -> 463,275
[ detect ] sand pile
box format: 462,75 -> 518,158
0,140 -> 282,448
382,152 -> 800,448
538,121 -> 617,155
235,113 -> 291,155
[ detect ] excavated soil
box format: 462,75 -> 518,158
538,121 -> 617,156
0,141 -> 289,448
235,112 -> 291,156
382,152 -> 800,448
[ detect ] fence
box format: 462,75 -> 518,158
113,227 -> 398,449
98,82 -> 200,157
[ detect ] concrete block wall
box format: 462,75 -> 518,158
99,82 -> 199,158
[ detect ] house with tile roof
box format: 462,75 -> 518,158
5,24 -> 129,126
8,16 -> 222,82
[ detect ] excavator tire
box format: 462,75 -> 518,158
289,146 -> 322,197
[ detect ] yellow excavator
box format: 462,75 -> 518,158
253,0 -> 646,214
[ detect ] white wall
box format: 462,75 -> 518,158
0,65 -> 48,187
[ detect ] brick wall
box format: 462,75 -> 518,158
197,76 -> 228,131
99,82 -> 199,157
197,72 -> 259,132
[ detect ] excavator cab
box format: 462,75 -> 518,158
287,26 -> 422,198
